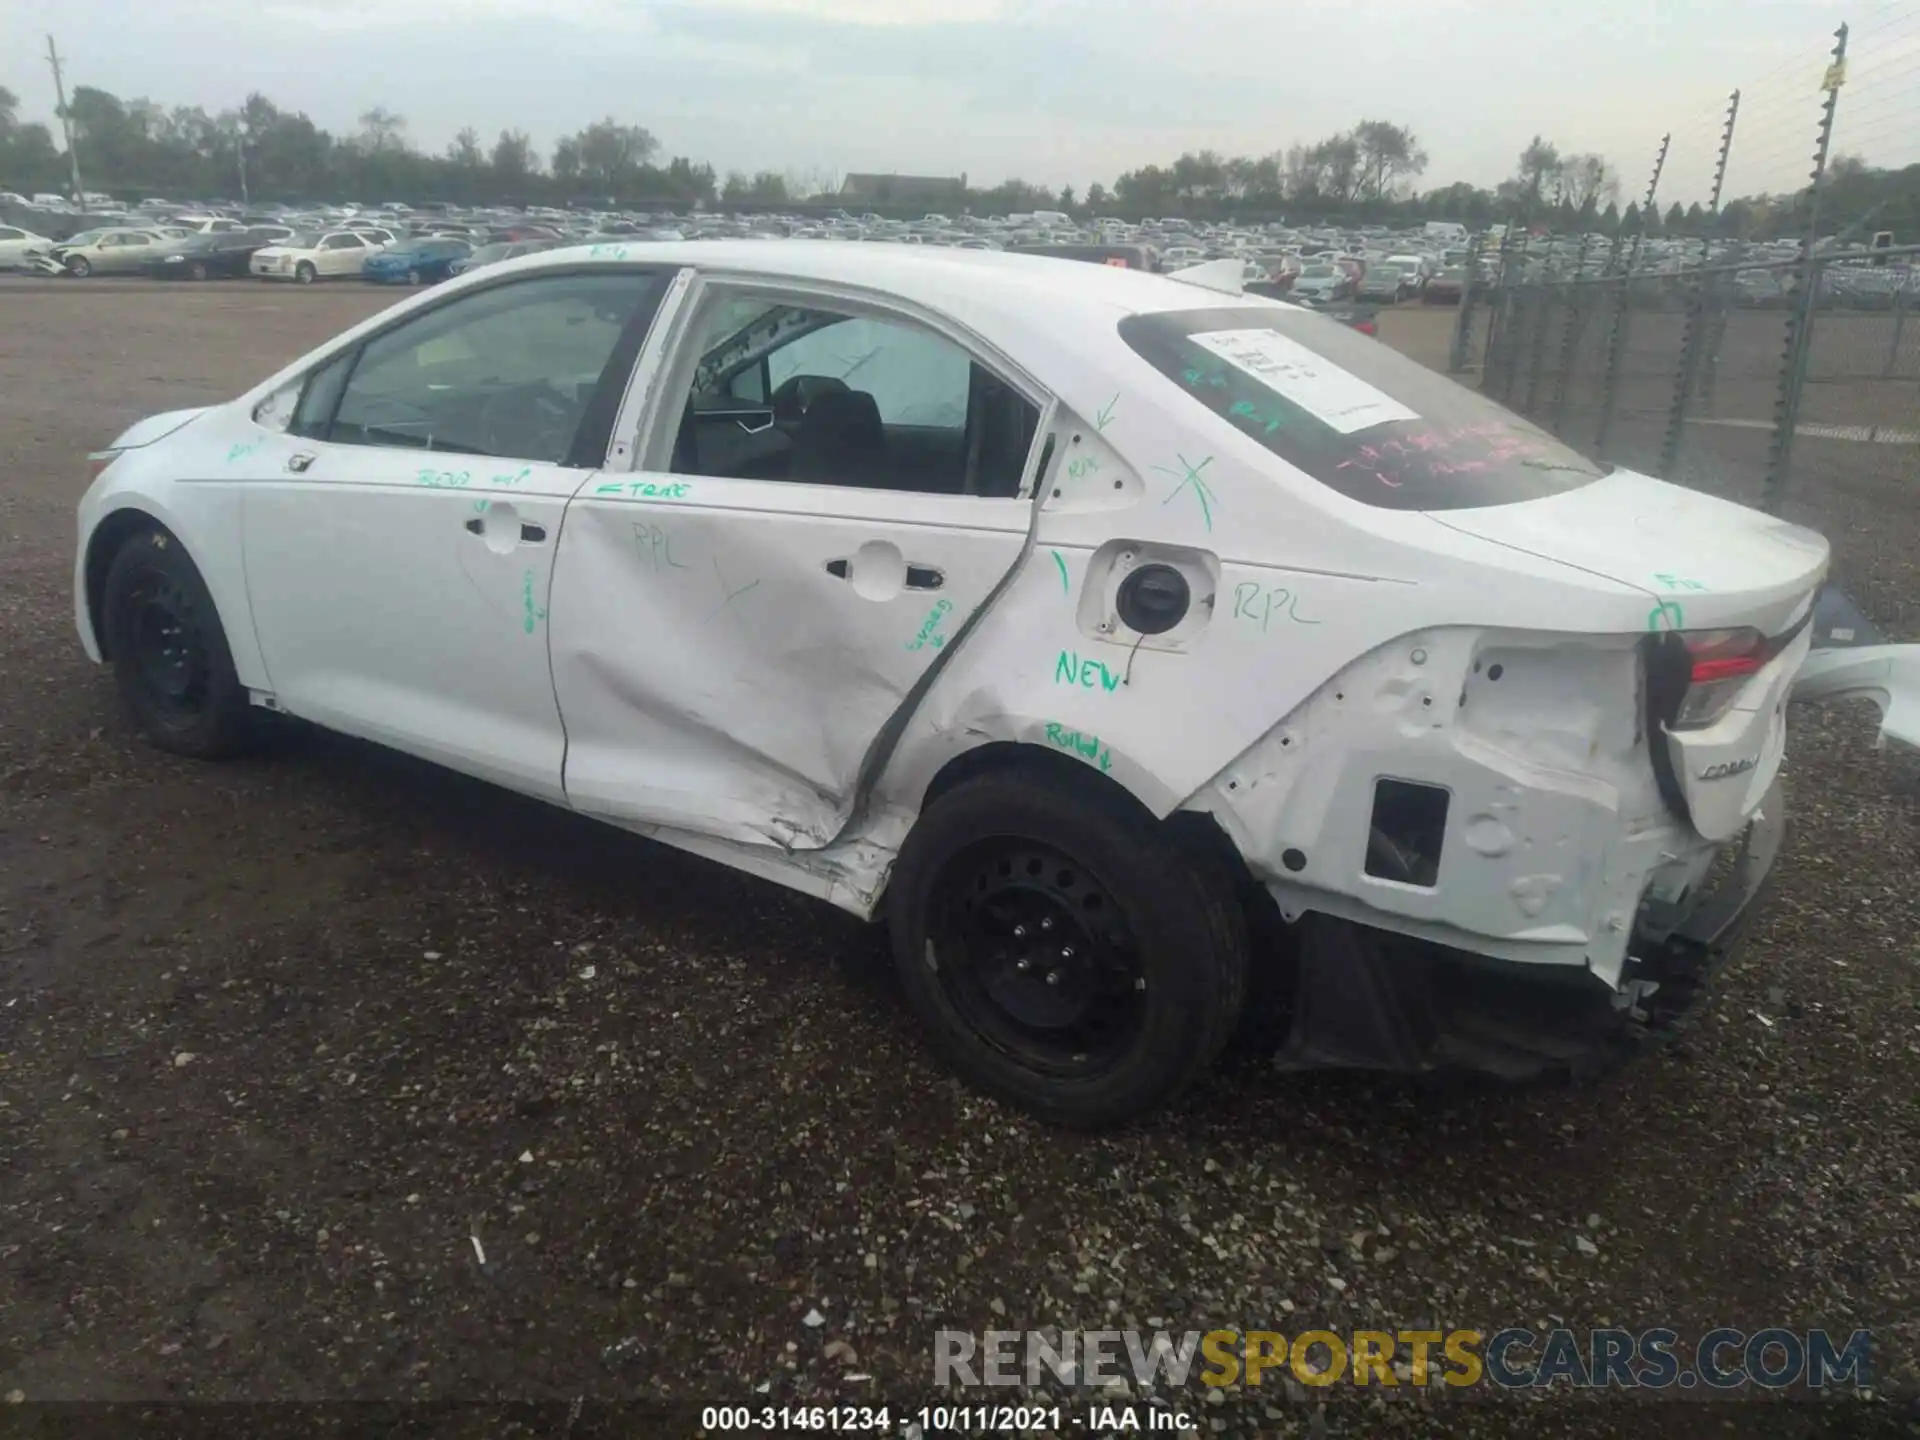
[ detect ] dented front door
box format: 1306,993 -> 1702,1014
547,478 -> 1031,848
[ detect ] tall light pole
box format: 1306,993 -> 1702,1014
46,35 -> 87,211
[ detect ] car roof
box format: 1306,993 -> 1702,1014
515,238 -> 1267,325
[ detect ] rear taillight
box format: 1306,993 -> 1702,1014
1673,627 -> 1766,729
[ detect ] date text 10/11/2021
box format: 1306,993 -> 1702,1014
697,1403 -> 1194,1431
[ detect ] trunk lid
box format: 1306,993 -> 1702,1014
1427,467 -> 1829,635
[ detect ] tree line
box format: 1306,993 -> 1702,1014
2,82 -> 1912,242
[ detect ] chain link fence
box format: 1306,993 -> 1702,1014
1449,13 -> 1920,638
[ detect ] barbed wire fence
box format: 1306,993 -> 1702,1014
1464,4 -> 1920,636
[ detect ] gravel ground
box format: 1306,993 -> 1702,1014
0,279 -> 1916,1438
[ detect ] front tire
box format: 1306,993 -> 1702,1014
889,769 -> 1248,1128
406,268 -> 423,285
189,261 -> 208,281
67,256 -> 91,277
101,528 -> 253,759
295,262 -> 316,284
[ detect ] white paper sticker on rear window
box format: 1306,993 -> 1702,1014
1190,328 -> 1419,434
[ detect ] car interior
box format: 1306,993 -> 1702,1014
670,306 -> 1041,498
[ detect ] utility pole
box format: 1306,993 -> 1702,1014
46,35 -> 87,213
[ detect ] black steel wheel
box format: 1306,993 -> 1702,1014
101,527 -> 253,758
930,838 -> 1148,1080
891,767 -> 1248,1128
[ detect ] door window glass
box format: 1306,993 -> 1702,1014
667,296 -> 1038,496
320,272 -> 667,463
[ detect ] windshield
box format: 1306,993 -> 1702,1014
286,232 -> 322,249
1299,265 -> 1336,278
469,243 -> 512,263
64,230 -> 105,246
1118,305 -> 1607,511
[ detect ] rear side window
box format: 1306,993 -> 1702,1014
1118,306 -> 1606,511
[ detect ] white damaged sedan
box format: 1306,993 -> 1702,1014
73,241 -> 1914,1126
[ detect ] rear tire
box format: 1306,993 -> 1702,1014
295,262 -> 316,284
101,528 -> 254,759
889,768 -> 1248,1128
406,268 -> 423,285
189,261 -> 208,281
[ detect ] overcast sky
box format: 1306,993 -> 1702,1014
3,0 -> 1913,202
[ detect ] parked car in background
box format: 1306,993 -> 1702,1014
0,223 -> 52,270
1290,262 -> 1355,303
141,231 -> 274,281
171,215 -> 250,235
449,238 -> 562,276
1356,264 -> 1413,303
1735,268 -> 1787,307
361,236 -> 473,286
35,227 -> 166,277
1422,266 -> 1468,304
252,229 -> 391,283
1386,252 -> 1436,282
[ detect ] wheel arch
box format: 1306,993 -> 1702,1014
920,738 -> 1154,818
908,739 -> 1261,900
83,506 -> 173,659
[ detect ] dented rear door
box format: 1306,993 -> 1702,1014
548,477 -> 1032,848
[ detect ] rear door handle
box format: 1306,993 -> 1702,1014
824,558 -> 944,589
463,517 -> 548,543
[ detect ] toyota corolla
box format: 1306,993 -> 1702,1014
72,241 -> 1914,1126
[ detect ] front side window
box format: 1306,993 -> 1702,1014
316,271 -> 667,464
1119,305 -> 1606,511
666,295 -> 1037,496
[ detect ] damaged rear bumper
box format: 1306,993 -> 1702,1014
1268,778 -> 1787,1078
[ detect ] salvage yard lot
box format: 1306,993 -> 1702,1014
1,279 -> 1916,1433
